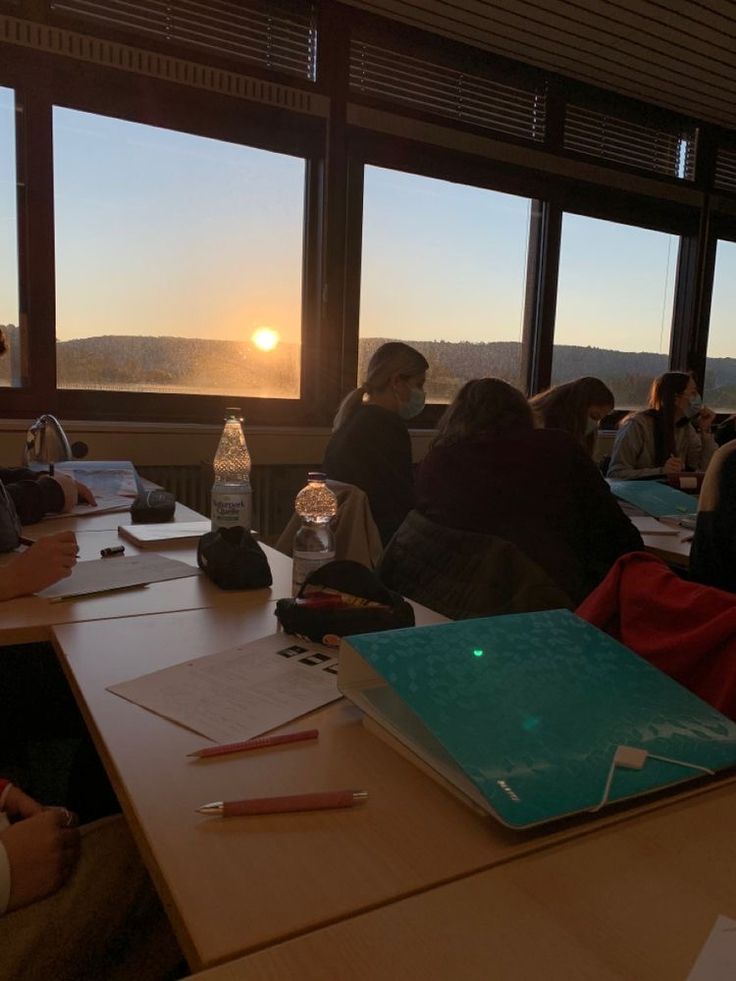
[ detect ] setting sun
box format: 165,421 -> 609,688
251,327 -> 280,352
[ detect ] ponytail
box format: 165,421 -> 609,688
332,386 -> 367,431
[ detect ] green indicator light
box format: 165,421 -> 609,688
473,649 -> 484,658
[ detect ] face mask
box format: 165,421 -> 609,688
398,386 -> 426,420
585,417 -> 599,436
685,395 -> 703,420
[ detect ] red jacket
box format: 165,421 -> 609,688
577,551 -> 736,719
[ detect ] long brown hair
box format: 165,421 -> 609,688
433,378 -> 533,448
332,342 -> 429,431
530,376 -> 614,455
645,371 -> 692,464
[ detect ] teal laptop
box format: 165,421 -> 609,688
608,479 -> 698,517
339,610 -> 736,828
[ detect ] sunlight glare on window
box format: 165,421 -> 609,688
53,108 -> 305,398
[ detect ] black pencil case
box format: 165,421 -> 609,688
130,489 -> 176,524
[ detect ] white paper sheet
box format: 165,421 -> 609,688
107,633 -> 341,743
687,916 -> 736,980
39,553 -> 198,600
54,461 -> 139,498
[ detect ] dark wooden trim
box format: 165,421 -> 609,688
521,200 -> 561,395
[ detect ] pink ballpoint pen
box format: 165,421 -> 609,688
197,789 -> 368,816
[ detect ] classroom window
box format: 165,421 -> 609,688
704,239 -> 736,413
53,108 -> 305,398
0,87 -> 20,388
551,213 -> 678,407
359,165 -> 530,403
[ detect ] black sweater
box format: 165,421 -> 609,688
323,404 -> 415,545
0,468 -> 66,524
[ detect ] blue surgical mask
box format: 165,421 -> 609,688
685,395 -> 703,420
398,386 -> 426,420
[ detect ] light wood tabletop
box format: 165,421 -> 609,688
190,778 -> 736,981
0,523 -> 293,644
22,500 -> 204,535
51,603 -> 735,972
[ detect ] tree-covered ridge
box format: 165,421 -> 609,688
1,325 -> 735,409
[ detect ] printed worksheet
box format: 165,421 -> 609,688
107,633 -> 341,742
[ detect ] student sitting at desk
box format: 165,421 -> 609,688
415,378 -> 643,604
607,371 -> 716,480
323,341 -> 429,545
530,375 -> 614,456
0,535 -> 180,979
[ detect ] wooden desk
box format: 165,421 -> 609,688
0,531 -> 293,645
22,501 -> 203,535
52,605 -> 731,972
626,511 -> 692,568
192,780 -> 736,980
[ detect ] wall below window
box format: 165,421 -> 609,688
0,420 -> 436,541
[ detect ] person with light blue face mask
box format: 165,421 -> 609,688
608,371 -> 717,480
324,342 -> 429,545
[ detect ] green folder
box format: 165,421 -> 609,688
607,479 -> 698,517
339,610 -> 736,828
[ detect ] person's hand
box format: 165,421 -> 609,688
1,808 -> 80,911
75,481 -> 96,506
664,455 -> 683,475
2,786 -> 43,821
697,406 -> 716,432
0,531 -> 78,600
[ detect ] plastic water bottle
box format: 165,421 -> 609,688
292,472 -> 337,595
211,407 -> 252,532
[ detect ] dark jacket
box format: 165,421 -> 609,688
323,404 -> 415,545
380,509 -> 572,620
690,441 -> 736,592
416,427 -> 643,605
0,467 -> 65,524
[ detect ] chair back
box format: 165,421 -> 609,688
275,480 -> 383,569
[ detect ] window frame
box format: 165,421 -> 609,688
0,42 -> 329,424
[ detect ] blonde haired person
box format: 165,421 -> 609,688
324,342 -> 429,544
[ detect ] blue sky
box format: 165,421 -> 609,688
1,87 -> 734,360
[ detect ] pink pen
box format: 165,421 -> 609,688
187,728 -> 318,759
197,789 -> 368,816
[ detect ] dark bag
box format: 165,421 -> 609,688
197,526 -> 272,590
275,560 -> 415,645
0,482 -> 22,552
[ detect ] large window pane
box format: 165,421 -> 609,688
359,166 -> 530,403
54,109 -> 304,398
0,86 -> 20,388
551,213 -> 678,407
704,240 -> 736,412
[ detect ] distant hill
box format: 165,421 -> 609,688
1,325 -> 735,409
